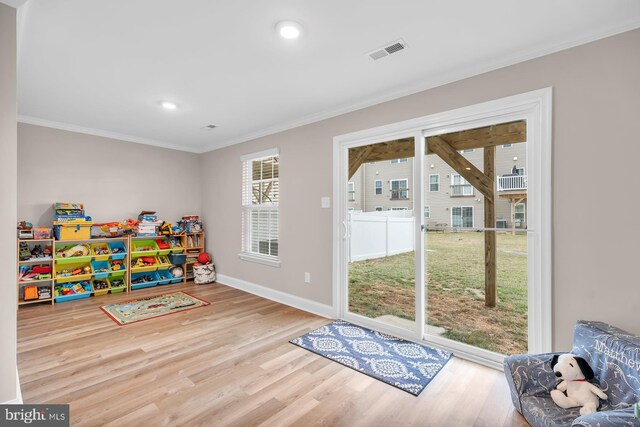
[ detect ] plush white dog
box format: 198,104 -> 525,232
550,353 -> 608,415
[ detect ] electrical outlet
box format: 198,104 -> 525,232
304,272 -> 311,283
321,197 -> 330,208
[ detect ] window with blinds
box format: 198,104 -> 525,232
241,149 -> 280,264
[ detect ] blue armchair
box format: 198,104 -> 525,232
504,321 -> 640,427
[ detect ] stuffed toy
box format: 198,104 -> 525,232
550,353 -> 608,415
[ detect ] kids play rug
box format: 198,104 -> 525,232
290,320 -> 451,396
100,292 -> 209,325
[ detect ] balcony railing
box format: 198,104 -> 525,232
389,188 -> 410,200
497,175 -> 528,192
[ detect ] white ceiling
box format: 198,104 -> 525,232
15,0 -> 640,153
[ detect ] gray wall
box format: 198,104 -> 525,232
200,29 -> 640,351
18,124 -> 202,225
0,2 -> 18,403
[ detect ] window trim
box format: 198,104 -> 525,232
374,179 -> 383,195
424,206 -> 430,218
239,148 -> 281,268
429,174 -> 440,192
450,173 -> 474,196
389,178 -> 409,200
390,158 -> 408,164
347,181 -> 356,202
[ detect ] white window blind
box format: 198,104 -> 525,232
241,149 -> 279,263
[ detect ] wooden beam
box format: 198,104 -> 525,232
426,120 -> 525,154
348,145 -> 375,179
484,145 -> 497,308
427,136 -> 494,203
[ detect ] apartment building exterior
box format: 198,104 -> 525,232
347,143 -> 527,229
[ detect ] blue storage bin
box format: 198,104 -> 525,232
157,269 -> 173,285
108,241 -> 127,260
131,271 -> 159,290
168,253 -> 186,265
91,260 -> 111,279
54,280 -> 92,302
169,277 -> 183,284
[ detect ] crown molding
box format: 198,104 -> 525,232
200,18 -> 640,153
18,116 -> 201,153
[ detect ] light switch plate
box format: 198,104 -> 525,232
321,197 -> 331,209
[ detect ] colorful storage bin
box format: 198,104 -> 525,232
92,278 -> 110,296
91,260 -> 111,279
155,239 -> 171,256
109,259 -> 127,277
109,278 -> 127,293
131,256 -> 158,273
55,262 -> 92,283
108,241 -> 127,260
131,240 -> 159,256
130,271 -> 159,290
54,280 -> 92,302
168,253 -> 186,265
91,243 -> 111,261
157,269 -> 173,285
55,243 -> 92,264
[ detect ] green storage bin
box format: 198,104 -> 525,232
131,240 -> 160,256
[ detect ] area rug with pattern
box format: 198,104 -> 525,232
100,291 -> 210,325
290,320 -> 452,395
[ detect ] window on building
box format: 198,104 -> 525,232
241,149 -> 279,264
502,144 -> 512,148
515,203 -> 526,222
429,174 -> 440,192
452,206 -> 473,228
389,179 -> 409,200
391,207 -> 409,211
461,149 -> 475,153
424,206 -> 430,218
347,182 -> 355,201
451,174 -> 474,196
374,206 -> 383,212
390,158 -> 408,164
374,180 -> 382,195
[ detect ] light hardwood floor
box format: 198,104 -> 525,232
17,282 -> 529,427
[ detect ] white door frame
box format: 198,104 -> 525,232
333,88 -> 552,369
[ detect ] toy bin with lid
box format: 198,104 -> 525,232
91,260 -> 111,279
130,271 -> 159,290
108,241 -> 127,260
55,262 -> 92,283
53,220 -> 93,241
92,278 -> 110,296
131,240 -> 159,257
54,280 -> 92,302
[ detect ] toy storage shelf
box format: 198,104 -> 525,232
17,238 -> 55,306
51,236 -> 130,304
130,235 -> 188,289
182,232 -> 205,282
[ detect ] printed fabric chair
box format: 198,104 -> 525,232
504,320 -> 640,427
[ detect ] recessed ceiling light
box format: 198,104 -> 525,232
161,101 -> 177,110
276,21 -> 302,39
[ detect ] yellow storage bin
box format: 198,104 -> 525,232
92,278 -> 110,296
54,220 -> 94,241
91,243 -> 111,261
55,262 -> 92,284
131,256 -> 158,273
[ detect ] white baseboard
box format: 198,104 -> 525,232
216,274 -> 337,319
2,368 -> 23,404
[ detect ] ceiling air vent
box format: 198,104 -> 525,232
201,124 -> 217,130
367,39 -> 408,61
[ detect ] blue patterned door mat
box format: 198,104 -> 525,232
290,320 -> 452,396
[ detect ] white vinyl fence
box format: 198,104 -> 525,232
349,211 -> 415,262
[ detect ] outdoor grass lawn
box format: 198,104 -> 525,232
348,231 -> 528,354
